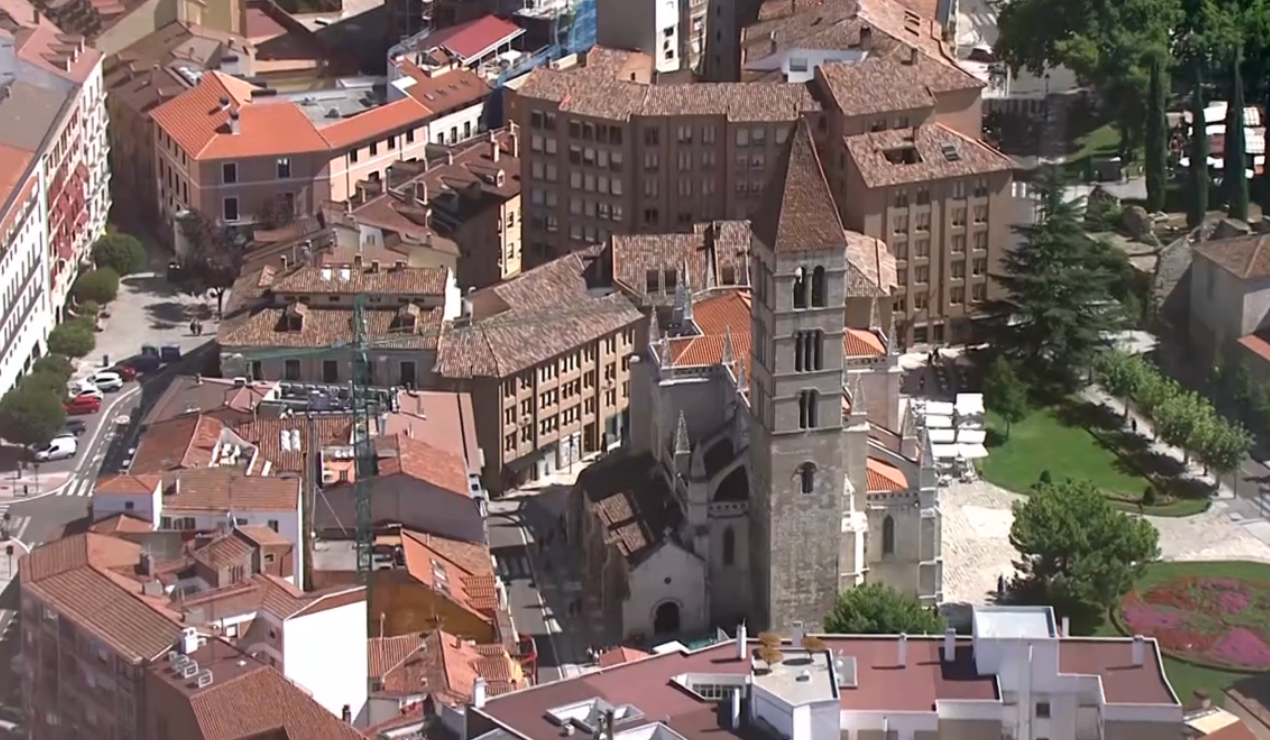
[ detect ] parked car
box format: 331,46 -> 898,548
61,419 -> 87,436
110,363 -> 139,381
72,383 -> 104,401
86,370 -> 124,392
34,436 -> 78,462
63,395 -> 101,415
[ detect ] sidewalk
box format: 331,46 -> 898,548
1081,385 -> 1234,499
0,472 -> 72,499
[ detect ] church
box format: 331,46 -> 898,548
566,120 -> 944,641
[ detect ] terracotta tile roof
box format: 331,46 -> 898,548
866,457 -> 908,491
597,646 -> 651,667
192,532 -> 256,570
845,232 -> 898,296
20,534 -> 184,662
370,632 -> 428,680
517,47 -> 820,121
130,413 -> 226,474
669,290 -> 753,374
396,64 -> 493,115
1238,332 -> 1270,362
435,247 -> 643,378
610,223 -> 752,300
400,530 -> 499,621
845,328 -> 886,357
184,663 -> 364,740
217,302 -> 445,350
377,433 -> 472,496
370,630 -> 523,704
0,0 -> 103,84
269,263 -> 448,296
88,513 -> 155,533
816,53 -> 978,117
142,376 -> 275,426
844,123 -> 1014,189
223,265 -> 279,317
752,119 -> 849,254
319,97 -> 434,150
95,474 -> 163,494
0,145 -> 35,239
234,524 -> 291,547
578,451 -> 682,565
103,23 -> 242,118
1205,721 -> 1260,740
162,468 -> 301,512
1195,233 -> 1270,280
233,416 -> 354,473
425,15 -> 522,60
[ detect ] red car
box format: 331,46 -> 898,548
110,364 -> 138,381
64,395 -> 101,415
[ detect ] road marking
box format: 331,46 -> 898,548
517,524 -> 564,676
55,479 -> 93,498
496,554 -> 531,580
74,385 -> 141,474
545,617 -> 561,634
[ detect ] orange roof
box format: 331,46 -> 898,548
319,97 -> 432,150
866,457 -> 908,492
202,102 -> 332,159
598,646 -> 651,667
149,72 -> 255,157
845,328 -> 885,357
1238,332 -> 1270,363
0,144 -> 35,231
88,514 -> 155,534
668,290 -> 752,375
400,530 -> 499,622
94,474 -> 163,495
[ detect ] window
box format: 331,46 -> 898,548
951,260 -> 965,279
952,208 -> 967,226
792,266 -> 808,309
794,330 -> 823,372
810,266 -> 827,307
1036,702 -> 1051,718
323,360 -> 339,382
222,162 -> 237,184
798,463 -> 815,494
892,190 -> 909,208
370,141 -> 379,156
276,158 -> 291,179
284,359 -> 300,380
915,239 -> 929,258
952,234 -> 966,253
972,258 -> 987,276
797,390 -> 818,429
951,286 -> 965,304
406,129 -> 415,144
882,515 -> 895,554
722,526 -> 735,565
223,197 -> 239,221
972,283 -> 987,302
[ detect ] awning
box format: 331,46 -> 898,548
931,443 -> 960,459
960,443 -> 989,459
955,393 -> 985,417
926,415 -> 953,428
958,429 -> 987,445
928,428 -> 957,443
924,401 -> 955,416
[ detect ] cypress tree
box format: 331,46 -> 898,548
1225,45 -> 1250,221
1188,62 -> 1210,228
1145,51 -> 1169,213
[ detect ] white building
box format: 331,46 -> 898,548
0,0 -> 110,393
596,0 -> 705,73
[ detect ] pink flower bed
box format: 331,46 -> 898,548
1118,576 -> 1270,670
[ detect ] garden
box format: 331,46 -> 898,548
1111,561 -> 1270,705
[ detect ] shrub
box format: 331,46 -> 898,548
801,635 -> 826,651
91,233 -> 147,276
77,300 -> 100,317
756,646 -> 783,665
73,267 -> 120,305
757,631 -> 782,647
1039,469 -> 1053,486
1143,485 -> 1158,506
47,322 -> 95,358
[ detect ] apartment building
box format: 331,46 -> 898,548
0,0 -> 108,396
596,0 -> 708,74
434,245 -> 644,492
148,58 -> 491,234
512,46 -> 821,266
19,530 -> 368,738
466,606 -> 1185,740
343,127 -> 524,290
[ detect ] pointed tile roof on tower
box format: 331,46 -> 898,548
751,118 -> 849,254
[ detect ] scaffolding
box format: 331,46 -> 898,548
495,0 -> 595,85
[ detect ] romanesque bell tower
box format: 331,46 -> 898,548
746,119 -> 850,632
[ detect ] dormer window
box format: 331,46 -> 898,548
282,302 -> 307,331
393,303 -> 421,331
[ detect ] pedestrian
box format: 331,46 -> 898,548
189,320 -> 197,336
1131,418 -> 1138,435
996,574 -> 1004,598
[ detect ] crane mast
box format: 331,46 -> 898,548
350,296 -> 377,583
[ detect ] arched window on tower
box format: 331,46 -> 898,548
882,515 -> 895,555
798,463 -> 816,494
794,330 -> 825,372
793,267 -> 808,309
811,266 -> 827,307
798,390 -> 819,429
722,526 -> 735,566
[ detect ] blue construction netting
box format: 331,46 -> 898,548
493,0 -> 596,87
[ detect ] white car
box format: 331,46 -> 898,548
72,383 -> 104,401
34,435 -> 78,462
86,370 -> 124,392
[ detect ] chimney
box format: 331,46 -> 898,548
472,677 -> 487,709
414,181 -> 428,204
896,633 -> 908,666
218,95 -> 230,111
139,551 -> 153,576
942,628 -> 955,662
603,709 -> 616,740
1061,616 -> 1069,637
790,621 -> 804,648
446,150 -> 454,166
341,705 -> 351,723
31,5 -> 38,23
180,627 -> 199,655
736,622 -> 747,660
510,124 -> 520,158
906,46 -> 918,65
1131,635 -> 1144,666
859,25 -> 872,49
354,254 -> 363,268
729,686 -> 741,728
228,109 -> 240,134
280,255 -> 289,270
491,132 -> 500,162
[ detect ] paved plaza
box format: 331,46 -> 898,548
942,480 -> 1270,604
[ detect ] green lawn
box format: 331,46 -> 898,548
981,406 -> 1209,516
1099,561 -> 1270,707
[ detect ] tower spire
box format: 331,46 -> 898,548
674,411 -> 690,454
649,310 -> 661,344
721,325 -> 735,366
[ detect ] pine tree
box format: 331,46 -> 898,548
1188,62 -> 1209,228
1225,45 -> 1249,221
984,168 -> 1121,390
1145,51 -> 1170,213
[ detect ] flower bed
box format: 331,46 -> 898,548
1118,576 -> 1270,671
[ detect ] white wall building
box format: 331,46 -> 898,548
0,166 -> 52,395
596,0 -> 704,73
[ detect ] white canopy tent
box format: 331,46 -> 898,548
957,429 -> 987,445
925,415 -> 953,428
928,428 -> 957,443
955,393 -> 985,417
931,443 -> 960,460
924,401 -> 955,417
959,443 -> 989,459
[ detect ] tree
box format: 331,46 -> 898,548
1197,421 -> 1251,491
1188,63 -> 1211,227
73,268 -> 120,305
984,357 -> 1030,438
1153,390 -> 1214,463
174,211 -> 243,314
1225,45 -> 1250,219
91,233 -> 147,276
984,169 -> 1122,389
1145,51 -> 1171,212
254,195 -> 297,230
47,322 -> 95,358
1010,479 -> 1160,634
1094,350 -> 1148,421
824,583 -> 945,635
31,354 -> 74,383
0,385 -> 65,447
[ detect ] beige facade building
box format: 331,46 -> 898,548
434,245 -> 644,492
464,607 -> 1186,740
514,0 -> 1018,346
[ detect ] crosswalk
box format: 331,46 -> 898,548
53,479 -> 94,497
0,498 -> 28,543
495,553 -> 532,581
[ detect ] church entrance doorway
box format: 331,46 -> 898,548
653,601 -> 681,634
